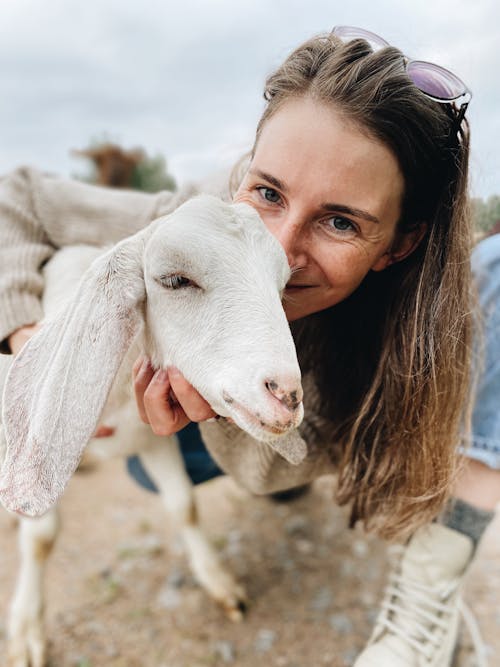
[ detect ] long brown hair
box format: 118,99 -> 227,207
242,34 -> 474,539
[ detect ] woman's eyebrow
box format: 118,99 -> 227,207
249,168 -> 288,193
321,203 -> 381,225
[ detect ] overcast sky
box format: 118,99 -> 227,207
1,0 -> 499,198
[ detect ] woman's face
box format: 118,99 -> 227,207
234,96 -> 410,321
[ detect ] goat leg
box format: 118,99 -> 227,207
7,507 -> 59,667
139,441 -> 248,621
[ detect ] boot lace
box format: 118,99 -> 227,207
378,568 -> 489,666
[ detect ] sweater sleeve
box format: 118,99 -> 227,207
0,166 -> 195,353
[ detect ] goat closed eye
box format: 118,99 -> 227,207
158,274 -> 198,290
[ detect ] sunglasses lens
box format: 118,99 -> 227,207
407,61 -> 466,101
332,26 -> 389,52
331,27 -> 471,113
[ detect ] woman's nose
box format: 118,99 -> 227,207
269,218 -> 308,268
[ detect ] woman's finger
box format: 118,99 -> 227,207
133,357 -> 155,423
132,355 -> 145,379
93,425 -> 116,438
168,367 -> 216,422
143,368 -> 191,435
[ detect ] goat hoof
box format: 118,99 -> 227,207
7,621 -> 47,667
218,585 -> 249,623
7,646 -> 47,667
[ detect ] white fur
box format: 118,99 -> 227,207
0,194 -> 305,665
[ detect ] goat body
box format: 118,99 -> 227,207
0,195 -> 304,666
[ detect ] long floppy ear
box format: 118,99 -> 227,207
0,226 -> 152,517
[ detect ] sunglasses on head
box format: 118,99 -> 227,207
332,26 -> 471,127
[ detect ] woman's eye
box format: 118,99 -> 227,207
328,216 -> 356,233
159,274 -> 196,290
257,186 -> 281,204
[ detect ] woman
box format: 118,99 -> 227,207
1,27 -> 477,666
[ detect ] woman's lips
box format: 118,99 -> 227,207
284,285 -> 317,298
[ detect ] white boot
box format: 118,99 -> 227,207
353,523 -> 483,667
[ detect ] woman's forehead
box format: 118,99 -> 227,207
253,97 -> 405,223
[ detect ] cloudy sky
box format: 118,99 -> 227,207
1,0 -> 499,198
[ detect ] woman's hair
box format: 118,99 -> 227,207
240,33 -> 474,540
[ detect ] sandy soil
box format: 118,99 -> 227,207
0,459 -> 498,667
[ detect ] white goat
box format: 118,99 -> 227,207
0,195 -> 305,667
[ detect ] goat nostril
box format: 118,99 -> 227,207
266,380 -> 279,393
265,379 -> 302,412
288,390 -> 300,411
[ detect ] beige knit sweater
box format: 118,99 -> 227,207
0,167 -> 336,494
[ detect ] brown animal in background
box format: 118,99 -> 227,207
72,144 -> 144,188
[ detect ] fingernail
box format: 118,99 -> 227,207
168,366 -> 180,378
155,368 -> 168,382
141,357 -> 151,372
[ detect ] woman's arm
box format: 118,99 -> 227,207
0,166 -> 194,352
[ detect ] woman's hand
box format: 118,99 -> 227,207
8,323 -> 43,355
132,357 -> 216,436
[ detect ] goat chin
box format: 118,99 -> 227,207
222,400 -> 304,444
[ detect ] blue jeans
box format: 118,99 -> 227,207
127,422 -> 223,492
461,233 -> 500,469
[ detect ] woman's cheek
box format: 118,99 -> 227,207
322,250 -> 373,294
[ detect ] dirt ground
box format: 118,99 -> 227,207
0,459 -> 498,667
